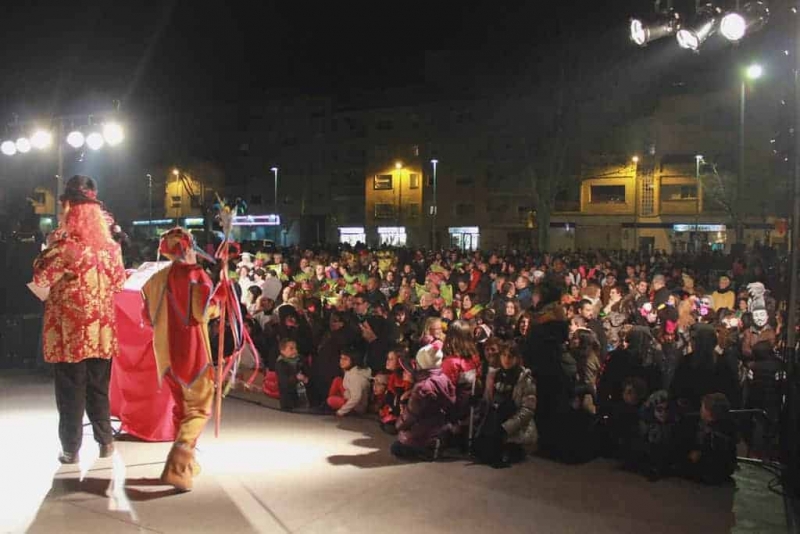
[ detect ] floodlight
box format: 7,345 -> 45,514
16,137 -> 31,153
30,130 -> 52,150
630,11 -> 681,46
1,140 -> 17,156
102,122 -> 124,146
85,132 -> 105,150
677,5 -> 720,51
720,1 -> 769,42
66,131 -> 85,148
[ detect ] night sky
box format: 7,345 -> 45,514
0,0 -> 649,117
0,0 -> 792,211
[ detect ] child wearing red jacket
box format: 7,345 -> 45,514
379,347 -> 413,434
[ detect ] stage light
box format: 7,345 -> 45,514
16,137 -> 31,153
66,131 -> 85,148
720,1 -> 769,42
630,11 -> 681,46
102,122 -> 124,146
30,130 -> 52,150
395,161 -> 403,169
720,13 -> 746,40
677,5 -> 720,51
85,132 -> 105,150
1,140 -> 17,156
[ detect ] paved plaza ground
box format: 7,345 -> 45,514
0,371 -> 794,534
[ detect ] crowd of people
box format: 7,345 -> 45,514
188,243 -> 790,483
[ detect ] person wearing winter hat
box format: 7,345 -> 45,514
391,341 -> 456,461
141,226 -> 224,491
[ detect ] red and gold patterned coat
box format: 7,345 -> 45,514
32,236 -> 126,363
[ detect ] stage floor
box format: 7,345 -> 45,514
0,371 -> 791,534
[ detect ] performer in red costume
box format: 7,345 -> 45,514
142,227 -> 221,492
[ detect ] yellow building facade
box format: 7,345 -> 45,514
364,161 -> 424,246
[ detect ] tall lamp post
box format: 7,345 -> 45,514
431,158 -> 438,249
695,154 -> 704,250
146,173 -> 153,224
738,63 -> 763,243
270,166 -> 279,214
632,155 -> 640,249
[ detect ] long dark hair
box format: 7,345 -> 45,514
443,319 -> 478,359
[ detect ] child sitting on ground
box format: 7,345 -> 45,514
370,373 -> 389,414
379,346 -> 413,434
473,343 -> 538,467
601,376 -> 648,459
275,339 -> 309,411
679,392 -> 737,485
391,341 -> 456,461
626,390 -> 678,480
326,346 -> 372,417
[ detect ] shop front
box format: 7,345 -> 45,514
338,226 -> 366,246
672,224 -> 727,252
377,226 -> 407,246
449,226 -> 480,251
230,214 -> 281,242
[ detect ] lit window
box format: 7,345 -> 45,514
590,185 -> 626,204
374,174 -> 393,190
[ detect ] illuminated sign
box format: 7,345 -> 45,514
183,217 -> 204,226
339,227 -> 365,234
232,214 -> 281,226
377,226 -> 406,234
132,219 -> 176,226
673,224 -> 726,232
448,227 -> 479,234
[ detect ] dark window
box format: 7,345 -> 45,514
406,203 -> 420,219
374,174 -> 393,190
661,184 -> 697,200
250,195 -> 262,205
455,176 -> 475,187
590,185 -> 626,204
455,203 -> 475,216
374,203 -> 396,218
32,191 -> 46,204
376,120 -> 393,130
409,173 -> 420,189
171,195 -> 182,208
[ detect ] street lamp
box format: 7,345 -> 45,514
146,174 -> 153,224
738,62 -> 763,242
270,166 -> 279,215
695,155 -> 704,249
431,159 -> 438,249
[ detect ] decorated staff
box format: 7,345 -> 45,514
212,198 -> 260,437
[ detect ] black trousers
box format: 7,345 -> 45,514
54,358 -> 113,454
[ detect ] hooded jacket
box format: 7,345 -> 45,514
480,366 -> 538,451
396,368 -> 456,449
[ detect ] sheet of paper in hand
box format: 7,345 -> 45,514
27,282 -> 50,302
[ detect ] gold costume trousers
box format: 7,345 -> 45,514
164,367 -> 214,447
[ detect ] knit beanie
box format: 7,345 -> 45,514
415,341 -> 444,370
